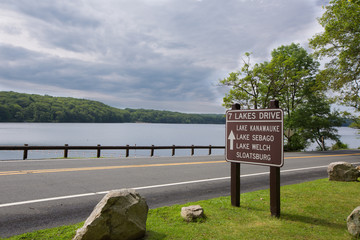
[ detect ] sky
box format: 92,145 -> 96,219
0,0 -> 329,114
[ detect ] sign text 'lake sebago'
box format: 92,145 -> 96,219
226,109 -> 284,167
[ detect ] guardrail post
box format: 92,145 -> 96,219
0,144 -> 226,160
64,144 -> 68,158
151,145 -> 154,157
172,145 -> 175,156
97,144 -> 101,158
23,144 -> 28,160
126,145 -> 129,157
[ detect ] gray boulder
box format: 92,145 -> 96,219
181,205 -> 204,222
73,189 -> 148,240
347,206 -> 360,237
327,162 -> 360,182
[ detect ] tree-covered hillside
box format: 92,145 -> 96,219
0,92 -> 225,124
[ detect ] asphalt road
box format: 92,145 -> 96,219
1,150 -> 360,238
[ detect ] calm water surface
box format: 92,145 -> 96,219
0,123 -> 226,160
306,126 -> 360,151
0,123 -> 359,160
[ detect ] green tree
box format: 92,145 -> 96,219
220,43 -> 321,150
309,0 -> 360,110
269,44 -> 320,118
219,52 -> 270,109
290,96 -> 344,151
0,105 -> 11,121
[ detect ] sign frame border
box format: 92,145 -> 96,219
225,108 -> 284,167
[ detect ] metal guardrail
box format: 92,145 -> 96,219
0,144 -> 225,160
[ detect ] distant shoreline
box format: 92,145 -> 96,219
0,91 -> 226,124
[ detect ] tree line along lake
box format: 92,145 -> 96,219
0,123 -> 359,161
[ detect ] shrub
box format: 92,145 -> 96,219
331,141 -> 348,150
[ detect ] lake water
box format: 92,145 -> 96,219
0,123 -> 226,160
0,123 -> 359,160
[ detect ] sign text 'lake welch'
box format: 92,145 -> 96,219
226,109 -> 284,167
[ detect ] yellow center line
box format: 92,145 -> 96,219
1,152 -> 359,176
0,161 -> 225,176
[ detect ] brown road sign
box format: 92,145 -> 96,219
226,109 -> 284,167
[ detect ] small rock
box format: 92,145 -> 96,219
347,206 -> 360,237
181,205 -> 204,222
327,162 -> 360,182
73,189 -> 148,240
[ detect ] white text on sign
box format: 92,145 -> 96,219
226,109 -> 284,167
228,111 -> 282,121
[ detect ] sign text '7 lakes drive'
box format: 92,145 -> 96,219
226,109 -> 284,167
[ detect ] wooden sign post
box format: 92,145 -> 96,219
226,100 -> 283,217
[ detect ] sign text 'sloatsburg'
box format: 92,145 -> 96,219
226,109 -> 284,167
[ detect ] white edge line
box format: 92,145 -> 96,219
1,162 -> 358,208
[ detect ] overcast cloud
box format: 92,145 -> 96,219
0,0 -> 328,113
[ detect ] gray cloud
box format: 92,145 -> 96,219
0,0 -> 327,113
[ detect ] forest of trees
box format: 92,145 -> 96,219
0,91 -> 225,124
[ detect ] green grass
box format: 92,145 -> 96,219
2,179 -> 360,240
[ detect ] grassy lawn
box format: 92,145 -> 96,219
2,178 -> 359,240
